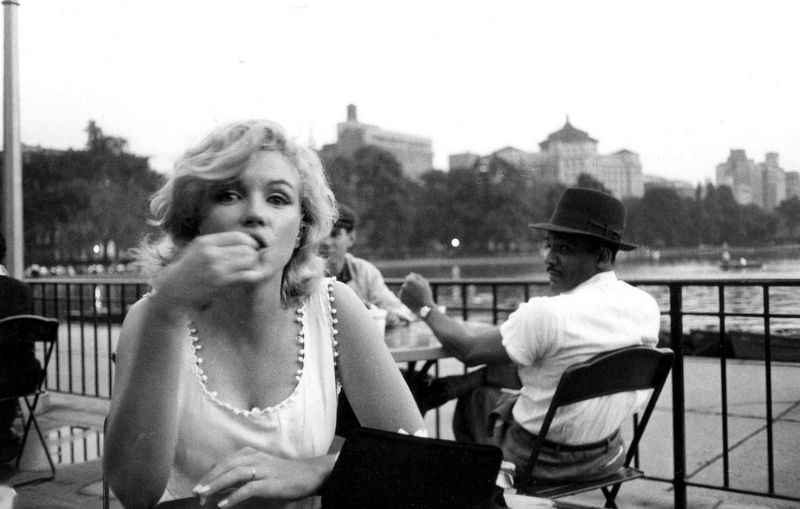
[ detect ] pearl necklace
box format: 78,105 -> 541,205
188,304 -> 307,417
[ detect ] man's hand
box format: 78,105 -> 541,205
385,310 -> 409,328
399,273 -> 435,313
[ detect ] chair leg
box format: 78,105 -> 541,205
602,484 -> 620,508
102,476 -> 110,509
12,394 -> 56,486
103,417 -> 110,509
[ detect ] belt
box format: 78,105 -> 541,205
536,430 -> 619,453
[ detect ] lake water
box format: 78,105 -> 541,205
377,253 -> 800,280
377,255 -> 800,334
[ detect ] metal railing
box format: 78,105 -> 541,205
25,275 -> 800,508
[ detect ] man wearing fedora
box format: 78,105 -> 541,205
399,187 -> 660,483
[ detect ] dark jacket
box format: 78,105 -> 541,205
0,275 -> 38,397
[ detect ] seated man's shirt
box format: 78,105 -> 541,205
500,271 -> 660,444
337,254 -> 414,322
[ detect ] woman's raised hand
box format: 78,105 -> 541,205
192,447 -> 335,507
151,232 -> 267,311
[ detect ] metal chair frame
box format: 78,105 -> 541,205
516,345 -> 674,508
0,314 -> 59,486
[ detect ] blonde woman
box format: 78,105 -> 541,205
103,120 -> 423,508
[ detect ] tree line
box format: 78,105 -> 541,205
13,121 -> 163,268
323,147 -> 800,257
7,125 -> 800,269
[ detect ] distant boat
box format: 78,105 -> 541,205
719,259 -> 763,270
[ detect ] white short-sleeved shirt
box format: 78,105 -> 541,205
500,271 -> 660,444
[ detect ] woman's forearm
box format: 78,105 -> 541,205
104,296 -> 189,506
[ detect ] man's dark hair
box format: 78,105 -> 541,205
578,235 -> 618,263
547,231 -> 618,264
333,204 -> 357,233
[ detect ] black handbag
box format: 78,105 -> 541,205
321,427 -> 504,509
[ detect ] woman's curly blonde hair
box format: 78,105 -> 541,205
137,119 -> 337,305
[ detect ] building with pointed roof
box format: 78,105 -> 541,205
538,118 -> 598,150
537,119 -> 644,197
449,118 -> 645,198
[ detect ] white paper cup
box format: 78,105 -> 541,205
0,486 -> 16,509
368,307 -> 387,337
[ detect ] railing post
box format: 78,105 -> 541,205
670,283 -> 687,509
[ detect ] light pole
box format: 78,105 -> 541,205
2,0 -> 23,278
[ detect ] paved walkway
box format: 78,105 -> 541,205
3,357 -> 800,508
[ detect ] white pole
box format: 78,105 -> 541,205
3,0 -> 23,278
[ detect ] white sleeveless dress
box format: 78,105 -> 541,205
160,278 -> 339,508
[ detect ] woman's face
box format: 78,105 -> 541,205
197,151 -> 304,280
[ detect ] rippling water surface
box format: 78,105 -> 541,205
383,256 -> 800,332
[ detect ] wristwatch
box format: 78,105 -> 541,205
418,305 -> 433,318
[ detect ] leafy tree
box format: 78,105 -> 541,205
627,188 -> 690,247
409,169 -> 452,253
576,173 -> 611,194
776,196 -> 800,240
478,156 -> 536,252
323,154 -> 358,208
350,146 -> 416,255
22,121 -> 163,267
738,204 -> 777,245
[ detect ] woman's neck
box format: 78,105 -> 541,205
203,279 -> 286,331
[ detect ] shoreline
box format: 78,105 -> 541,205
371,243 -> 800,267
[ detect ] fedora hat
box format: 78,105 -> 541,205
530,187 -> 636,250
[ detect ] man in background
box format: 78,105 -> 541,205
319,204 -> 414,326
320,205 -> 419,437
0,233 -> 37,463
399,188 -> 661,483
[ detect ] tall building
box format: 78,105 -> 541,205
786,171 -> 800,200
716,149 -> 757,205
760,152 -> 786,210
321,104 -> 433,181
716,149 -> 789,209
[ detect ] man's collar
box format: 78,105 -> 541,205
564,270 -> 617,294
335,256 -> 353,284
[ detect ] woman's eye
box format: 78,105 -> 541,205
267,193 -> 291,205
214,189 -> 241,203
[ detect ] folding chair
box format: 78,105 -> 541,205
515,345 -> 674,508
0,314 -> 59,485
102,417 -> 110,509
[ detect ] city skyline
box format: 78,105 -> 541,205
5,0 -> 799,185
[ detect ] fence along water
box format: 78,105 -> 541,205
24,276 -> 800,507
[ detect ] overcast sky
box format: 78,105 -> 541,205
6,0 -> 799,184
